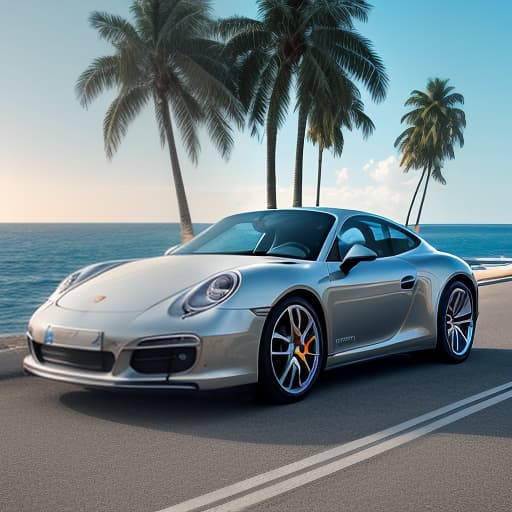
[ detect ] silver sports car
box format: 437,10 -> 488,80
24,208 -> 478,403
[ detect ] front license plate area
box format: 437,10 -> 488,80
44,325 -> 103,351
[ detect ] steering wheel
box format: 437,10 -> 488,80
268,242 -> 310,258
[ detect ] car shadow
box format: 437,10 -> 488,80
59,347 -> 512,446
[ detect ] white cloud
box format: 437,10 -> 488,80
309,155 -> 415,223
368,155 -> 397,183
362,159 -> 374,171
335,167 -> 349,184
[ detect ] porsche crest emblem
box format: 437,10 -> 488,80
93,295 -> 107,303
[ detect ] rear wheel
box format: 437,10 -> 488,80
436,281 -> 475,363
258,296 -> 325,404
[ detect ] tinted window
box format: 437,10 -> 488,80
387,224 -> 419,255
191,223 -> 262,253
174,210 -> 335,260
332,216 -> 419,260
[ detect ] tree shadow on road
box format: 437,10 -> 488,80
59,348 -> 512,446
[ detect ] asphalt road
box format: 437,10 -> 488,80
1,282 -> 511,512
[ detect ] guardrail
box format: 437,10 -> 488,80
465,257 -> 512,267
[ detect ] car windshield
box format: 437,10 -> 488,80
173,210 -> 335,260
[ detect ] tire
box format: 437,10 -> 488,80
436,281 -> 476,363
258,296 -> 325,404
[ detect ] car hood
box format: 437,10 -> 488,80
56,254 -> 290,313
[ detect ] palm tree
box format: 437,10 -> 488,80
308,87 -> 374,206
76,0 -> 242,242
395,78 -> 465,232
217,0 -> 387,209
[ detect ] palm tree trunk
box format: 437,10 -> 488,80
157,95 -> 194,242
315,143 -> 324,207
414,164 -> 432,233
266,115 -> 277,209
292,105 -> 308,207
405,168 -> 426,227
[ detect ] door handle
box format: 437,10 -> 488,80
401,275 -> 416,289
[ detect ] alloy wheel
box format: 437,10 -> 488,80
270,304 -> 321,395
445,287 -> 474,356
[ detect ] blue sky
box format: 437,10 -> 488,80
1,0 -> 511,223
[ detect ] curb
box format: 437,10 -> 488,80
473,264 -> 512,282
0,334 -> 27,352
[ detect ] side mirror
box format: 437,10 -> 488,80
340,244 -> 377,274
164,244 -> 180,256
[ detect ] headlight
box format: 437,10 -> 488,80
48,260 -> 130,301
49,271 -> 83,301
182,272 -> 240,314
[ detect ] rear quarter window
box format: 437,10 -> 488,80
387,225 -> 420,255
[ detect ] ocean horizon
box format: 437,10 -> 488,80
1,222 -> 511,334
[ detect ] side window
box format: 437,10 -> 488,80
329,216 -> 420,261
360,220 -> 393,257
387,224 -> 419,255
330,224 -> 368,261
339,227 -> 365,246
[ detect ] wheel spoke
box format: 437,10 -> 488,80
279,358 -> 294,386
273,332 -> 291,344
271,304 -> 321,395
454,325 -> 468,347
449,328 -> 456,353
288,307 -> 301,338
300,318 -> 313,343
454,290 -> 467,316
287,363 -> 297,390
446,287 -> 474,357
296,359 -> 303,387
453,309 -> 472,322
452,318 -> 472,326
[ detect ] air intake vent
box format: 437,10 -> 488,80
33,342 -> 115,372
130,346 -> 196,374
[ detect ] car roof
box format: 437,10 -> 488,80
232,207 -> 379,224
231,207 -> 423,242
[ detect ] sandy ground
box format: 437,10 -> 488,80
473,264 -> 512,282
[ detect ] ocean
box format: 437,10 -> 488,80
1,223 -> 511,334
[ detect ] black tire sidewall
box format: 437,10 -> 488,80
437,281 -> 475,363
258,296 -> 325,403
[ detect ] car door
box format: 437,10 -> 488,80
324,216 -> 418,353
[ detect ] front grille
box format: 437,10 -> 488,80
130,346 -> 196,374
33,342 -> 115,372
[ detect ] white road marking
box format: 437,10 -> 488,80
157,381 -> 512,512
204,388 -> 512,511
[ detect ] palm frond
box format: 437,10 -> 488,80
76,55 -> 120,107
89,11 -> 142,47
213,16 -> 265,40
103,86 -> 150,159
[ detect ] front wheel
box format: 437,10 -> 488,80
258,296 -> 325,404
436,281 -> 476,363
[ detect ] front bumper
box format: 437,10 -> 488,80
23,353 -> 199,390
24,305 -> 265,391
